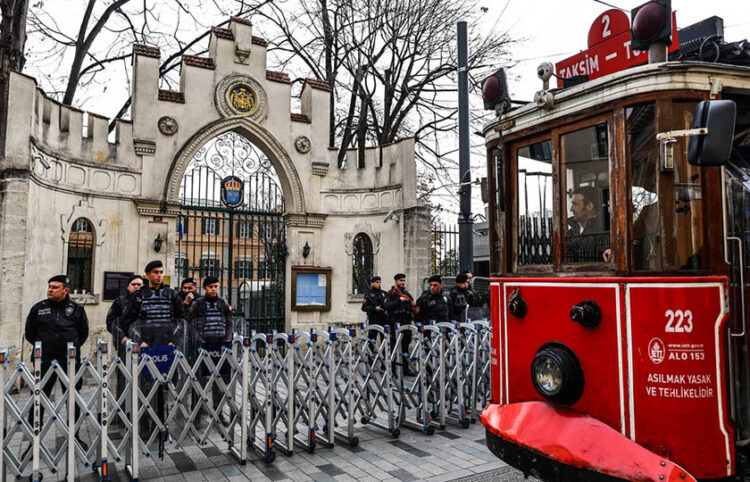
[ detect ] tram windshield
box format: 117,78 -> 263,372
562,123 -> 610,264
509,98 -> 712,274
517,140 -> 552,266
628,103 -> 661,271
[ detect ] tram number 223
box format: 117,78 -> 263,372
664,309 -> 693,333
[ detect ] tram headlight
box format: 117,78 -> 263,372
531,343 -> 584,405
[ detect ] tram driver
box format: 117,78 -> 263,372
566,186 -> 609,263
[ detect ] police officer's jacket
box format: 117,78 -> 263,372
25,296 -> 89,362
362,287 -> 388,325
448,286 -> 477,322
386,287 -> 415,325
188,295 -> 234,343
106,293 -> 130,346
122,284 -> 185,346
415,290 -> 450,324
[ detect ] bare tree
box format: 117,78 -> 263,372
258,0 -> 514,190
24,0 -> 270,116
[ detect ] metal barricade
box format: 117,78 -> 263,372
393,324 -> 435,435
1,320 -> 492,480
289,329 -> 316,452
351,324 -> 398,437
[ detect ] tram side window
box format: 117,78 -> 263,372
670,101 -> 704,270
517,140 -> 553,266
562,123 -> 610,264
628,103 -> 661,271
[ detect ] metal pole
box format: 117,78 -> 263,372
457,21 -> 474,273
32,342 -> 41,482
66,343 -> 76,482
240,337 -> 249,464
129,342 -> 139,481
0,347 -> 7,482
98,340 -> 111,481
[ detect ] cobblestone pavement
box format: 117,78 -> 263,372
11,418 -> 536,481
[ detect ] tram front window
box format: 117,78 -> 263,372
517,140 -> 553,266
562,123 -> 610,264
628,103 -> 661,271
671,101 -> 704,270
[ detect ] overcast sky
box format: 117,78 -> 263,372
20,1 -> 750,219
484,0 -> 750,102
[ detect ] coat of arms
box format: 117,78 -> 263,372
221,176 -> 244,207
228,85 -> 257,113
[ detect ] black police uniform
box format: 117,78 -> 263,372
121,283 -> 185,436
106,292 -> 132,404
106,294 -> 129,345
386,286 -> 416,374
122,283 -> 186,346
362,284 -> 389,347
362,286 -> 388,325
24,295 -> 89,425
189,295 -> 234,345
415,290 -> 450,324
448,286 -> 478,322
188,295 -> 234,416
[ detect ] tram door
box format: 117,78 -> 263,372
724,93 -> 750,442
176,132 -> 287,334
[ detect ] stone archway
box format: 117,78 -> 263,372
165,116 -> 306,214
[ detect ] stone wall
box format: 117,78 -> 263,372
0,17 -> 429,363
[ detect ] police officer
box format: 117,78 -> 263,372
188,275 -> 234,424
24,275 -> 89,446
416,274 -> 449,324
448,273 -> 477,322
106,275 -> 143,407
362,276 -> 388,342
107,275 -> 144,347
121,261 -> 185,439
386,273 -> 416,376
122,260 -> 186,347
179,277 -> 198,309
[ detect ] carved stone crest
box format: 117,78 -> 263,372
294,136 -> 311,154
215,74 -> 268,121
229,85 -> 257,113
158,116 -> 178,136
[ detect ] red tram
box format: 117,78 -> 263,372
479,2 -> 750,480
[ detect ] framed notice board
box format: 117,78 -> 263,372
291,266 -> 332,311
102,271 -> 135,301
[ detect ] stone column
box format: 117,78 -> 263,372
0,171 -> 29,362
402,205 -> 432,295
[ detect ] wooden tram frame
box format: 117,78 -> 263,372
486,89 -> 726,278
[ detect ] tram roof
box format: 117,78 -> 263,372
483,61 -> 750,142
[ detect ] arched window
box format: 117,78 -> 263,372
67,217 -> 94,293
352,233 -> 373,295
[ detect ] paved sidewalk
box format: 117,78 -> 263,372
67,420 -> 527,482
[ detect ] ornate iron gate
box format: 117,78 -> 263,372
176,132 -> 286,333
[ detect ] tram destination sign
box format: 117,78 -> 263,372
555,9 -> 679,87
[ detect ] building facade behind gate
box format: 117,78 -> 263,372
0,17 -> 430,361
